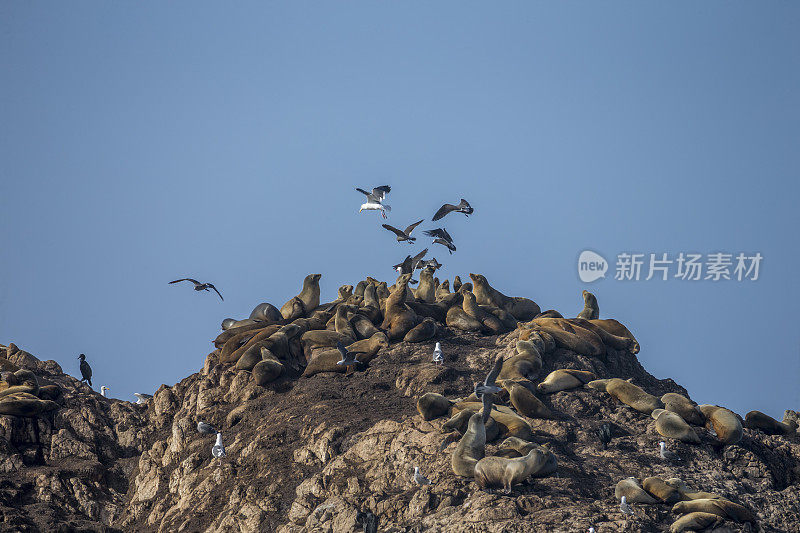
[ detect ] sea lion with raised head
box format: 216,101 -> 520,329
473,446 -> 553,493
462,291 -> 507,334
576,290 -> 599,319
280,274 -> 321,320
469,273 -> 540,321
435,279 -> 451,301
413,266 -> 436,303
451,411 -> 487,477
380,273 -> 421,341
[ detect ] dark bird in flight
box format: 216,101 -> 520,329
393,248 -> 429,280
356,185 -> 392,218
78,354 -> 92,386
432,199 -> 473,221
423,228 -> 456,254
169,278 -> 224,301
382,219 -> 424,243
417,257 -> 442,271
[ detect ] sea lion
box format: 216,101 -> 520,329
588,319 -> 640,354
474,447 -> 552,493
481,305 -> 518,331
469,273 -> 540,321
0,392 -> 59,417
653,409 -> 701,443
265,324 -> 304,363
301,330 -> 355,351
334,304 -> 359,340
509,383 -> 553,419
453,402 -> 534,441
576,290 -> 599,320
462,292 -> 507,334
661,393 -> 705,426
406,301 -> 447,323
0,369 -> 39,399
570,318 -> 633,352
615,477 -> 658,504
497,341 -> 543,386
380,273 -> 420,341
451,412 -> 486,477
404,317 -> 437,343
606,378 -> 663,415
221,318 -> 237,330
586,379 -> 613,392
354,280 -> 367,298
215,321 -> 264,344
446,305 -> 484,332
672,499 -> 757,524
669,512 -> 723,533
417,392 -> 453,420
249,302 -> 283,323
435,279 -> 451,301
495,436 -> 538,457
745,410 -> 798,435
280,296 -> 306,321
534,310 -> 563,319
452,276 -> 462,292
219,325 -> 278,363
413,266 -> 436,303
252,351 -> 285,385
664,479 -> 722,501
530,318 -> 604,357
350,313 -> 381,340
227,324 -> 284,366
536,369 -> 596,394
300,333 -> 388,377
362,283 -> 381,310
699,405 -> 743,445
519,328 -> 556,353
643,476 -> 682,503
442,409 -> 500,442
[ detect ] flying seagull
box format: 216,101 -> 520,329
417,257 -> 442,271
336,341 -> 361,369
78,354 -> 92,386
413,466 -> 432,485
432,199 -> 473,221
423,228 -> 456,254
197,421 -> 217,434
659,441 -> 681,462
480,380 -> 495,424
393,248 -> 428,281
620,496 -> 634,516
212,432 -> 226,458
100,386 -> 109,397
382,219 -> 424,243
134,392 -> 153,405
432,342 -> 443,365
169,278 -> 224,301
356,185 -> 391,219
474,354 -> 504,400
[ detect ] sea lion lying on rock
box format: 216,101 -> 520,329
474,446 -> 555,493
745,410 -> 798,435
652,409 -> 701,443
537,369 -> 596,394
672,498 -> 757,524
699,404 -> 743,445
469,273 -> 541,321
452,402 -> 534,441
669,512 -> 723,533
588,319 -> 640,354
508,383 -> 553,419
606,378 -> 663,415
417,392 -> 453,421
643,476 -> 682,504
661,393 -> 705,426
615,477 -> 658,504
497,340 -> 543,387
301,332 -> 388,377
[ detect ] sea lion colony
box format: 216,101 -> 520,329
204,271 -> 795,531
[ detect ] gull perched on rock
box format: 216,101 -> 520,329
356,185 -> 391,219
659,441 -> 681,462
134,393 -> 153,405
212,432 -> 226,458
432,199 -> 473,221
413,466 -> 431,485
474,354 -> 504,400
432,342 -> 443,365
169,278 -> 224,301
423,228 -> 456,254
100,386 -> 109,397
620,496 -> 634,515
197,421 -> 217,434
382,219 -> 424,243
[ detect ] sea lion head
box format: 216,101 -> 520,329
469,273 -> 486,285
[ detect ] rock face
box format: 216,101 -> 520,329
1,277 -> 799,532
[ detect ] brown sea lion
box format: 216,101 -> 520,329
661,393 -> 705,426
588,319 -> 640,354
497,340 -> 543,388
672,499 -> 757,524
404,317 -> 437,343
537,369 -> 596,394
534,310 -> 563,319
380,273 -> 420,341
469,273 -> 540,321
280,296 -> 306,321
653,409 -> 701,443
446,305 -> 483,332
417,392 -> 453,420
699,404 -> 743,445
452,276 -> 462,292
643,476 -> 682,503
350,313 -> 381,340
669,512 -> 723,533
576,289 -> 599,319
280,274 -> 321,320
509,383 -> 553,419
354,280 -> 367,298
606,378 -> 663,415
301,330 -> 355,351
226,324 -> 284,365
462,291 -> 507,334
252,350 -> 285,385
214,322 -> 266,346
301,332 -> 388,377
435,279 -> 451,301
451,412 -> 486,477
413,266 -> 436,303
474,447 -> 552,493
249,302 -> 283,323
615,477 -> 658,504
530,318 -> 604,357
745,410 -> 798,435
453,402 -> 534,441
0,392 -> 58,417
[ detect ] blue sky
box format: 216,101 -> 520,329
1,2 -> 798,418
